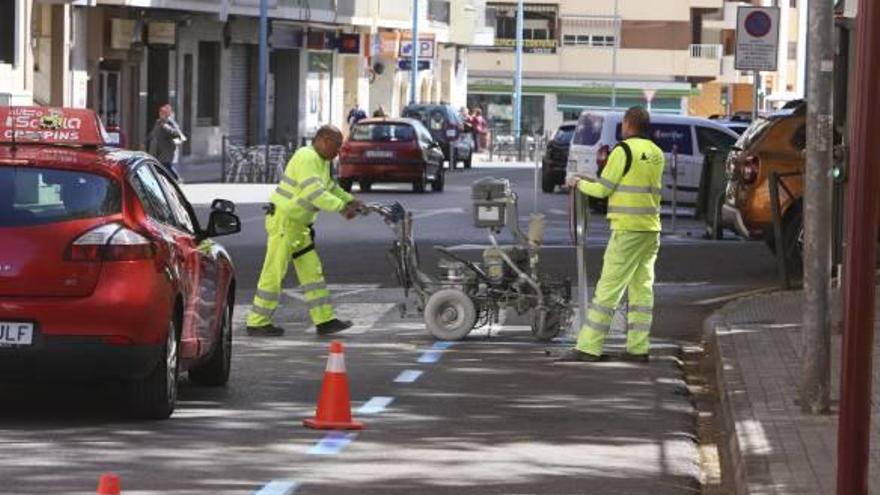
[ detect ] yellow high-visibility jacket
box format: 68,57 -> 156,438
270,146 -> 353,225
578,137 -> 665,232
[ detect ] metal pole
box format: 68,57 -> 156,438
837,0 -> 880,491
410,0 -> 419,104
513,0 -> 523,142
610,0 -> 619,110
533,134 -> 540,213
671,145 -> 678,233
800,0 -> 833,415
257,0 -> 268,146
753,70 -> 760,120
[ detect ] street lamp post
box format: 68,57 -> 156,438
257,0 -> 269,146
513,0 -> 524,154
410,0 -> 419,104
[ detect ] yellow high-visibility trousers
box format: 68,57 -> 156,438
576,230 -> 660,356
246,213 -> 335,328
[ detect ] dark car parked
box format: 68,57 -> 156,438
402,104 -> 473,169
541,122 -> 576,193
338,118 -> 445,193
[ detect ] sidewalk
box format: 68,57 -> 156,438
704,287 -> 880,494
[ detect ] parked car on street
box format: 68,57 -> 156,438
567,111 -> 738,209
338,118 -> 446,193
402,104 -> 473,168
713,119 -> 750,136
0,107 -> 241,419
721,101 -> 807,270
541,122 -> 576,193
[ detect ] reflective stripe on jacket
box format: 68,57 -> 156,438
578,137 -> 665,232
270,146 -> 353,224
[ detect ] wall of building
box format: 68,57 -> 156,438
0,0 -> 34,105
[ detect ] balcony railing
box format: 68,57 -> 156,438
690,44 -> 723,60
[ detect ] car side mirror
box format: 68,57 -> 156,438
206,210 -> 241,238
430,141 -> 441,149
211,198 -> 236,213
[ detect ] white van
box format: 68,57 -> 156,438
567,112 -> 739,205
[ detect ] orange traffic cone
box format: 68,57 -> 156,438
304,340 -> 364,430
96,473 -> 120,495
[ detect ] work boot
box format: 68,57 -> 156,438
316,319 -> 353,336
553,348 -> 606,362
246,324 -> 286,337
621,352 -> 650,363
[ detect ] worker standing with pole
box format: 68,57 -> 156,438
555,107 -> 664,362
837,0 -> 880,492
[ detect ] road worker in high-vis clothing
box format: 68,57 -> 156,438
246,125 -> 362,337
557,106 -> 664,362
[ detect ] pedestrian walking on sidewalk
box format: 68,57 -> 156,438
145,104 -> 183,181
556,106 -> 665,362
246,125 -> 363,337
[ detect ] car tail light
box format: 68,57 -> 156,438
67,223 -> 154,262
596,144 -> 611,170
741,155 -> 760,185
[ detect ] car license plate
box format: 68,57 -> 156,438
366,150 -> 394,159
0,322 -> 34,347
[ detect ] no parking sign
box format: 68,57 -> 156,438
735,6 -> 780,72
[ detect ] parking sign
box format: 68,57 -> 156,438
735,6 -> 780,72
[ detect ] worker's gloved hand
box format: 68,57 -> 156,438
341,200 -> 361,220
566,175 -> 584,188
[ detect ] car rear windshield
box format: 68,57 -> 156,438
572,114 -> 604,146
402,106 -> 453,130
0,166 -> 121,227
350,123 -> 416,142
553,126 -> 575,144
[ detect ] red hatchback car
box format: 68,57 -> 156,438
0,107 -> 240,419
338,118 -> 446,193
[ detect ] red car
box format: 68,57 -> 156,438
338,118 -> 446,193
0,107 -> 240,419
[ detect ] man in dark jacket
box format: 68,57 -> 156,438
146,104 -> 182,180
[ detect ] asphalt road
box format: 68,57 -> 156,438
0,166 -> 779,494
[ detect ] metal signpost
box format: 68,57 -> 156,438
410,0 -> 419,104
734,6 -> 780,120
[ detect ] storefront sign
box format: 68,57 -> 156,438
337,33 -> 361,55
493,38 -> 557,54
399,37 -> 435,59
110,19 -> 136,50
148,22 -> 176,45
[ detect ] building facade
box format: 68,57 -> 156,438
467,0 -> 726,137
0,0 -> 488,162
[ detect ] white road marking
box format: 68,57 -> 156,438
307,432 -> 358,455
356,396 -> 394,414
411,208 -> 466,220
252,481 -> 299,495
394,370 -> 424,383
694,286 -> 776,306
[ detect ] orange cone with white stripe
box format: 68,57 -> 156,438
96,473 -> 121,494
303,340 -> 364,430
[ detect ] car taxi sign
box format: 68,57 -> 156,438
0,107 -> 107,147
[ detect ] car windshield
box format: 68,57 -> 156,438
572,114 -> 603,146
554,126 -> 575,144
350,123 -> 416,142
403,107 -> 450,130
0,166 -> 121,227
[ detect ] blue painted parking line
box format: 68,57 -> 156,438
307,432 -> 358,455
357,396 -> 394,414
394,369 -> 424,383
417,350 -> 444,363
432,341 -> 455,350
253,480 -> 299,495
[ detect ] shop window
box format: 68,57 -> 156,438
197,41 -> 221,126
0,0 -> 15,65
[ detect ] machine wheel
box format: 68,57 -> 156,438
431,168 -> 445,192
413,169 -> 427,193
360,180 -> 373,192
424,289 -> 477,341
339,179 -> 353,192
128,317 -> 179,419
189,299 -> 232,386
531,308 -> 564,342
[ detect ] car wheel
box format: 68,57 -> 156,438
541,170 -> 556,193
431,167 -> 445,192
189,299 -> 232,386
413,169 -> 427,193
339,179 -> 353,192
128,317 -> 179,419
360,181 -> 372,193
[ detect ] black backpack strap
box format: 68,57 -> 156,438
616,141 -> 634,177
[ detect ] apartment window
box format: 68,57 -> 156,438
488,3 -> 557,52
197,41 -> 221,126
0,0 -> 15,65
561,17 -> 617,48
427,0 -> 450,24
789,0 -> 797,7
563,34 -> 615,47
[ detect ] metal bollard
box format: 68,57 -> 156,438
221,135 -> 227,183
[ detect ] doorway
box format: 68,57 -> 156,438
146,46 -> 170,133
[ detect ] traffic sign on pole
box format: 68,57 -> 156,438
735,6 -> 781,72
